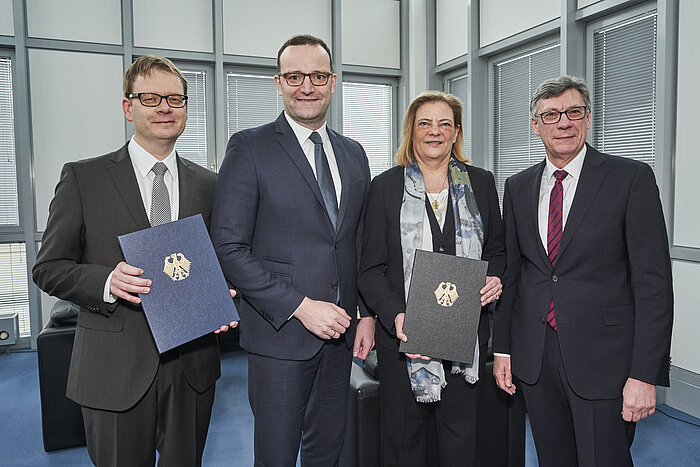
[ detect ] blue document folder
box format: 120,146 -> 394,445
118,214 -> 239,353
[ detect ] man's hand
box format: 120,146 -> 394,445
493,355 -> 516,395
353,316 -> 375,359
110,261 -> 151,304
480,276 -> 502,306
622,378 -> 656,422
215,289 -> 239,334
394,313 -> 430,360
293,297 -> 351,339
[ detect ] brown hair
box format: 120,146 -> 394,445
123,55 -> 187,97
276,34 -> 333,73
395,90 -> 466,167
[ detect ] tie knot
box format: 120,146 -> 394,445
554,170 -> 568,182
152,162 -> 168,177
309,131 -> 323,146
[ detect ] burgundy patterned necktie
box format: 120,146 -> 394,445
546,169 -> 568,330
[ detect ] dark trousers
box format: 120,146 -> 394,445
248,339 -> 352,467
521,325 -> 636,467
376,343 -> 487,467
81,351 -> 215,467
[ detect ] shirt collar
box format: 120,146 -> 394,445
284,111 -> 328,147
128,137 -> 178,179
544,144 -> 586,181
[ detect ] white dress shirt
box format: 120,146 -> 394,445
103,137 -> 180,302
284,111 -> 342,207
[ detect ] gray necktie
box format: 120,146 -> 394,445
309,131 -> 338,229
150,162 -> 171,226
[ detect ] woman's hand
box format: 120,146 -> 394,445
395,312 -> 431,360
480,276 -> 502,306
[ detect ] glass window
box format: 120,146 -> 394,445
492,43 -> 561,200
342,81 -> 394,178
175,69 -> 208,168
0,243 -> 29,338
446,72 -> 471,160
0,56 -> 18,226
226,72 -> 282,137
592,11 -> 657,168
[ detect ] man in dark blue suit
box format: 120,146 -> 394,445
211,34 -> 374,466
492,76 -> 673,466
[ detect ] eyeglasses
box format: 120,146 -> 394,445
536,106 -> 588,125
128,93 -> 188,108
279,72 -> 332,87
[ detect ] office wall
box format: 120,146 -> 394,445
409,0 -> 428,99
436,0 -> 468,65
26,0 -> 122,44
29,49 -> 125,231
222,0 -> 331,58
134,0 -> 213,52
0,0 -> 13,36
480,0 -> 559,46
342,0 -> 400,68
579,0 -> 603,7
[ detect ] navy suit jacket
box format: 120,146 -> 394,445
493,144 -> 673,400
211,113 -> 371,360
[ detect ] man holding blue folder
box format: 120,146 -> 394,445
33,55 -> 235,466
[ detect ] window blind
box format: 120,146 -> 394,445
0,57 -> 18,226
0,243 -> 29,337
226,73 -> 282,137
447,72 -> 471,161
342,81 -> 393,178
492,44 -> 560,200
592,11 -> 657,168
175,69 -> 208,168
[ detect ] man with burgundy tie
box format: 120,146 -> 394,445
211,34 -> 374,466
492,75 -> 673,466
33,55 -> 235,466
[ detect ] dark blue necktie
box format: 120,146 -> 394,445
309,131 -> 338,229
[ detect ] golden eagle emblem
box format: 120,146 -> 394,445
163,253 -> 191,281
434,281 -> 458,307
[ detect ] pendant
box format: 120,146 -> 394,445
432,199 -> 439,210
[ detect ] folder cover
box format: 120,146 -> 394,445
399,249 -> 487,364
118,214 -> 239,353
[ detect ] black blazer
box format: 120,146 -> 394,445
492,144 -> 673,399
33,144 -> 220,411
358,163 -> 506,352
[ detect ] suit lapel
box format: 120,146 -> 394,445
106,144 -> 151,230
274,113 -> 335,233
328,129 -> 350,233
527,161 -> 551,269
557,145 -> 606,259
177,155 -> 196,219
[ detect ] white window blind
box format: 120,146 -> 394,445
342,81 -> 393,178
446,72 -> 471,161
175,69 -> 208,168
0,57 -> 18,226
592,11 -> 657,168
226,73 -> 282,137
0,243 -> 30,337
492,44 -> 560,200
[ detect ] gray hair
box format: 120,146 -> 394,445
530,75 -> 591,118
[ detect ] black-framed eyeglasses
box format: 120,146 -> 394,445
128,92 -> 188,108
279,72 -> 332,87
536,106 -> 588,125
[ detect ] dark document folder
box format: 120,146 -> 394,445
118,214 -> 239,353
399,249 -> 487,364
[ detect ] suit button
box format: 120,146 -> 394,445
331,282 -> 338,290
438,245 -> 445,252
552,275 -> 558,282
540,317 -> 546,324
334,242 -> 339,249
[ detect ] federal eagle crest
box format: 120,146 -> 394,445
163,253 -> 191,281
434,281 -> 458,307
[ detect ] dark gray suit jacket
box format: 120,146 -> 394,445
33,143 -> 220,411
493,144 -> 673,400
211,113 -> 371,360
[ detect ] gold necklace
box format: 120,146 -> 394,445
426,171 -> 448,210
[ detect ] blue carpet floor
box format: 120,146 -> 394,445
1,350 -> 698,466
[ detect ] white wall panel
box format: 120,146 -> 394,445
673,0 -> 700,248
671,261 -> 700,374
437,0 -> 468,64
409,0 -> 428,99
26,0 -> 121,44
480,0 -> 559,47
133,0 -> 213,53
223,0 -> 331,58
342,0 -> 400,68
29,50 -> 125,231
0,0 -> 13,36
